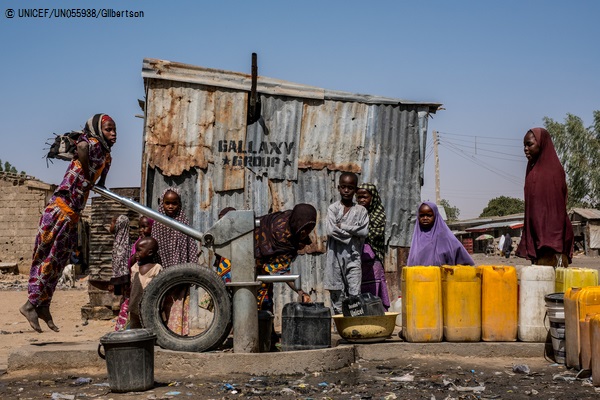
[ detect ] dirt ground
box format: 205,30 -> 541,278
0,253 -> 599,399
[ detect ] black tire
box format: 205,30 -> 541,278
140,263 -> 232,352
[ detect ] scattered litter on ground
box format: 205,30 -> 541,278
512,364 -> 530,374
71,377 -> 92,386
389,373 -> 415,382
51,393 -> 75,400
553,371 -> 577,382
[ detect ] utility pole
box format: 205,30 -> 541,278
433,130 -> 441,204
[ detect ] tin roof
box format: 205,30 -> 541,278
466,220 -> 524,232
142,59 -> 442,111
570,208 -> 600,220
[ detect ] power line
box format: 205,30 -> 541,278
437,134 -> 523,150
438,130 -> 523,142
438,137 -> 523,160
424,146 -> 434,162
440,141 -> 523,185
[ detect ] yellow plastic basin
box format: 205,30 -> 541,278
333,312 -> 398,343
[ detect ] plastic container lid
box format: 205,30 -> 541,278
544,292 -> 565,304
100,328 -> 156,344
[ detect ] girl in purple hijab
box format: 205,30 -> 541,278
407,202 -> 474,266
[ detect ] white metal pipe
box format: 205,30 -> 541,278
92,186 -> 204,242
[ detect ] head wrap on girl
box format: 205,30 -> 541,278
407,201 -> 474,266
357,183 -> 386,261
515,127 -> 574,261
255,203 -> 317,260
151,187 -> 199,268
83,113 -> 113,152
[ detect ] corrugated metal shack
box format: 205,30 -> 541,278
140,58 -> 441,321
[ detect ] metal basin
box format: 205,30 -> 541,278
333,312 -> 399,343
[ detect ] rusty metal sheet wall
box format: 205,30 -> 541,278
298,99 -> 368,172
360,104 -> 426,247
144,104 -> 426,253
245,95 -> 302,181
145,79 -> 247,192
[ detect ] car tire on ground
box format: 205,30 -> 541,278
140,263 -> 232,352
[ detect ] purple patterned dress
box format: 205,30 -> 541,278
27,135 -> 111,306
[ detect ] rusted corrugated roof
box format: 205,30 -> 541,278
143,58 -> 325,100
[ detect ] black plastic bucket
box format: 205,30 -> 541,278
281,302 -> 331,351
98,328 -> 156,392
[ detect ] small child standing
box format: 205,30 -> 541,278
129,216 -> 154,268
114,215 -> 154,331
324,172 -> 369,315
128,237 -> 162,329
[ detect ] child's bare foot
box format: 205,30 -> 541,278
20,301 -> 42,333
36,306 -> 60,332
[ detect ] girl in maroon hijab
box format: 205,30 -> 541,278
516,127 -> 574,267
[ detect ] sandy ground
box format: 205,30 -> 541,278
0,277 -> 114,371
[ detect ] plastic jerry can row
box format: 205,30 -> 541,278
400,265 -> 597,343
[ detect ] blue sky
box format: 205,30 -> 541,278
1,1 -> 598,219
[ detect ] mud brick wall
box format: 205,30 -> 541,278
0,173 -> 54,274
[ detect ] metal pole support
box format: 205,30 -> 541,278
221,229 -> 259,353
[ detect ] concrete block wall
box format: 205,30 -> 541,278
0,173 -> 54,274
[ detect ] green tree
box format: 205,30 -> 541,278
0,160 -> 25,175
439,198 -> 460,221
480,196 -> 524,217
544,111 -> 600,209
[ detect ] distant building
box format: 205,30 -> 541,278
570,208 -> 600,257
447,214 -> 524,255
